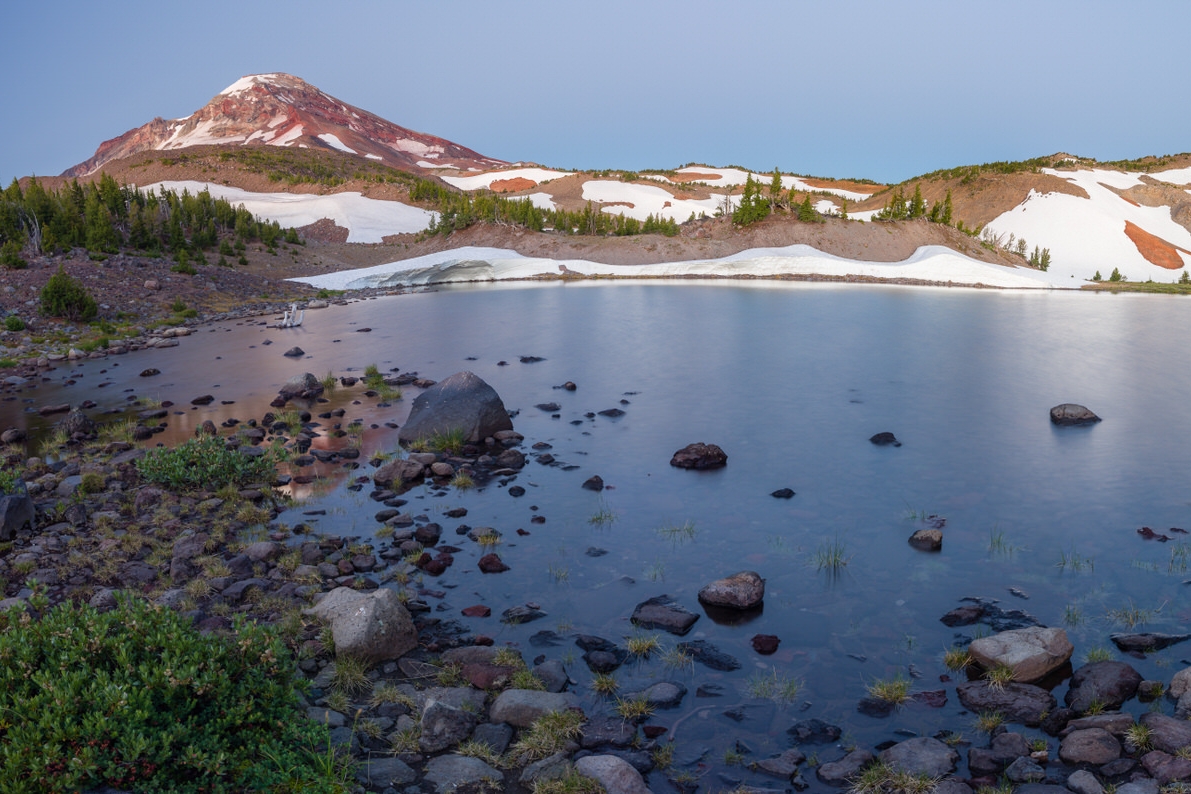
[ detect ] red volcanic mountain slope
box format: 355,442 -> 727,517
62,73 -> 505,177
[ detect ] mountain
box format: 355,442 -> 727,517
62,73 -> 505,178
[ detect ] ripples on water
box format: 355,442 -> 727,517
7,282 -> 1191,778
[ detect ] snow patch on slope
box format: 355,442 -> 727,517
442,167 -> 575,190
141,181 -> 436,243
581,181 -> 723,221
289,244 -> 1064,291
317,133 -> 356,154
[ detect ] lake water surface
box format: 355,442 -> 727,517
6,282 -> 1191,786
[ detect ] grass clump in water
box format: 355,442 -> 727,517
813,535 -> 851,572
866,674 -> 912,705
849,761 -> 940,794
943,646 -> 973,671
746,667 -> 802,704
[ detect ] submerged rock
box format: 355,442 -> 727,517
630,595 -> 699,635
869,431 -> 901,447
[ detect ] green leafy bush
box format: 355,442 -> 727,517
0,469 -> 18,494
4,315 -> 26,332
39,267 -> 98,322
136,435 -> 277,490
0,595 -> 341,792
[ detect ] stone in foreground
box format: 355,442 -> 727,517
968,626 -> 1073,683
304,587 -> 417,663
630,595 -> 700,635
575,754 -> 651,794
1050,403 -> 1101,426
669,442 -> 727,469
399,371 -> 513,445
697,571 -> 765,610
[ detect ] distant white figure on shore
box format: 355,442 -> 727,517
278,303 -> 305,328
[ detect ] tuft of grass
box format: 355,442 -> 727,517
661,647 -> 693,672
590,674 -> 619,696
987,526 -> 1022,556
849,761 -> 940,794
330,655 -> 372,695
985,663 -> 1016,690
390,726 -> 420,754
507,709 -> 585,763
548,563 -> 569,583
456,739 -> 504,768
614,696 -> 655,722
814,535 -> 851,572
745,667 -> 802,704
974,711 -> 1005,734
943,646 -> 972,671
643,561 -> 665,582
450,470 -> 475,490
369,682 -> 417,712
1106,600 -> 1162,629
1063,604 -> 1085,626
624,632 -> 661,659
1057,547 -> 1094,572
867,675 -> 911,705
588,501 -> 617,526
656,520 -> 698,543
1124,723 -> 1152,753
531,768 -> 606,794
651,741 -> 675,771
319,371 -> 337,395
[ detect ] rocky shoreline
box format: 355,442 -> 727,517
3,315 -> 1191,794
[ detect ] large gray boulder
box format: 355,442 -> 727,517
278,372 -> 323,400
0,479 -> 35,541
1064,661 -> 1142,713
956,681 -> 1056,726
398,371 -> 512,445
304,587 -> 417,663
488,689 -> 580,728
969,626 -> 1073,683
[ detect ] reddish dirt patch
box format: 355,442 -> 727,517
672,172 -> 721,183
1119,195 -> 1141,207
1124,221 -> 1190,269
490,177 -> 536,193
800,176 -> 884,195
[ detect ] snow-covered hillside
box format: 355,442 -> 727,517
985,167 -> 1191,283
140,181 -> 436,243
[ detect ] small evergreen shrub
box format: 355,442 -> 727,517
0,595 -> 340,792
0,240 -> 27,269
39,267 -> 98,322
4,315 -> 26,332
136,435 -> 277,490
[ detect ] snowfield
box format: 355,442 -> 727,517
140,181 -> 436,243
440,167 -> 574,190
289,244 -> 1067,291
985,168 -> 1191,282
581,181 -> 726,221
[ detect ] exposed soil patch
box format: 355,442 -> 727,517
800,176 -> 883,195
489,177 -> 536,192
1124,221 -> 1190,269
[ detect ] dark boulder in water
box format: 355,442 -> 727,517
771,488 -> 796,499
870,432 -> 901,447
398,371 -> 513,445
670,442 -> 727,470
1050,403 -> 1101,426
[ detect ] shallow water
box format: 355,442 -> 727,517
6,281 -> 1191,786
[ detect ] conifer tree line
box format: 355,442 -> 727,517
415,182 -> 680,238
730,169 -> 843,226
0,174 -> 300,269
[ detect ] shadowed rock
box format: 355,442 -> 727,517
1050,403 -> 1101,426
670,442 -> 727,469
399,371 -> 512,445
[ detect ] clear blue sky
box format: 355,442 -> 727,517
2,0 -> 1187,187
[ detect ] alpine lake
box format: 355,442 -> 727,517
5,280 -> 1191,790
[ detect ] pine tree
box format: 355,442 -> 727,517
1109,267 -> 1123,282
840,198 -> 848,220
1039,249 -> 1051,271
1092,270 -> 1102,281
798,194 -> 817,222
768,168 -> 784,211
941,190 -> 953,226
908,184 -> 926,219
